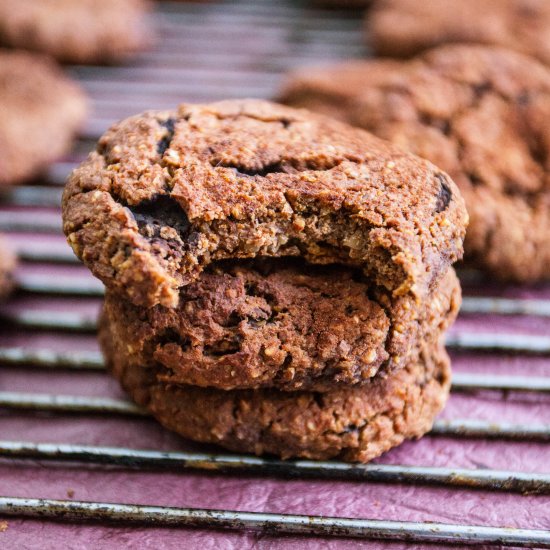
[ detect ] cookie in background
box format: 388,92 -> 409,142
0,50 -> 87,186
0,0 -> 153,65
280,44 -> 550,283
365,0 -> 550,65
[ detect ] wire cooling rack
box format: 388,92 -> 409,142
0,1 -> 549,547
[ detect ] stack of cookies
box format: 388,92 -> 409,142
62,99 -> 467,462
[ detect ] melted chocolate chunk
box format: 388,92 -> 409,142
157,117 -> 176,155
435,174 -> 452,212
211,157 -> 342,178
129,195 -> 189,238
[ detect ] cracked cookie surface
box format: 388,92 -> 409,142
0,0 -> 152,64
281,45 -> 550,282
63,99 -> 466,308
366,0 -> 550,66
101,317 -> 450,462
0,50 -> 88,186
102,260 -> 460,391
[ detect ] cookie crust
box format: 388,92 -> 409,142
0,50 -> 88,186
281,45 -> 550,282
102,261 -> 460,391
101,317 -> 451,462
366,0 -> 550,66
63,99 -> 466,308
0,0 -> 152,64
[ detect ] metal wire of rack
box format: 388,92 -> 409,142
0,1 -> 549,547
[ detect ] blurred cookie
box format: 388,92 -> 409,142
281,45 -> 550,282
0,50 -> 87,186
102,260 -> 460,391
63,99 -> 466,308
101,314 -> 451,461
366,0 -> 550,65
0,235 -> 16,300
0,0 -> 152,64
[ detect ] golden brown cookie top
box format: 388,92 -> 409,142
63,99 -> 466,308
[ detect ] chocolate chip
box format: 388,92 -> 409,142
435,174 -> 452,212
204,335 -> 243,357
517,92 -> 531,106
466,171 -> 484,187
214,160 -> 296,177
129,194 -> 189,238
210,157 -> 342,177
157,117 -> 176,155
473,81 -> 491,99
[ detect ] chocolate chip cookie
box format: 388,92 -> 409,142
101,312 -> 451,461
0,0 -> 152,64
0,50 -> 88,186
102,260 -> 460,391
63,99 -> 467,308
281,45 -> 550,282
366,0 -> 550,66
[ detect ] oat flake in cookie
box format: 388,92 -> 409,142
102,261 -> 460,391
281,45 -> 550,282
101,310 -> 451,462
0,50 -> 87,186
0,0 -> 152,65
366,0 -> 550,66
62,99 -> 467,308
